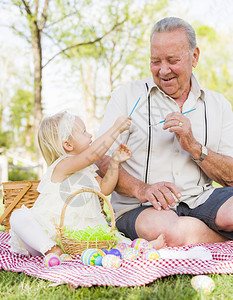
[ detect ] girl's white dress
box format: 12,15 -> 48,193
9,156 -> 107,255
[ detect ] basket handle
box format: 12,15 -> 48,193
58,189 -> 115,235
0,182 -> 32,225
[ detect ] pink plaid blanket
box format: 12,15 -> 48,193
1,231 -> 233,287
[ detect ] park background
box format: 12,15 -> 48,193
0,0 -> 233,184
0,1 -> 233,298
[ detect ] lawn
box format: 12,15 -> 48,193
0,269 -> 233,299
1,196 -> 233,299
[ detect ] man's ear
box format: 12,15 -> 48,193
192,47 -> 200,68
63,140 -> 73,152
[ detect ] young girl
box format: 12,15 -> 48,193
9,111 -> 166,257
9,111 -> 132,256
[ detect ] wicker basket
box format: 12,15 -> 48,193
57,188 -> 117,255
1,180 -> 40,232
1,181 -> 117,255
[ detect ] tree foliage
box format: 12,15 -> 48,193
4,0 -> 132,158
1,0 -> 233,159
0,43 -> 32,150
194,23 -> 233,106
65,0 -> 171,133
10,89 -> 34,150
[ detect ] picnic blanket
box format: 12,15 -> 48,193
0,231 -> 233,287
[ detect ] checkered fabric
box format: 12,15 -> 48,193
1,231 -> 233,287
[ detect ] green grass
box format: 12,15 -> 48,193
0,270 -> 233,299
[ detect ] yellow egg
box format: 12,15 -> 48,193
141,249 -> 160,260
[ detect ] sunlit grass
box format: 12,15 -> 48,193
0,270 -> 233,299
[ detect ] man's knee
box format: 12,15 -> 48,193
135,209 -> 183,246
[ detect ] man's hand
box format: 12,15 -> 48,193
135,181 -> 181,211
163,112 -> 201,158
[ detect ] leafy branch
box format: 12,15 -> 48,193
42,18 -> 127,68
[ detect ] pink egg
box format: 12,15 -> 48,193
114,243 -> 130,255
131,238 -> 153,253
44,253 -> 61,267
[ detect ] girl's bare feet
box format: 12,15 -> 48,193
149,233 -> 167,250
45,245 -> 64,256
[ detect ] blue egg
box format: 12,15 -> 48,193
108,248 -> 122,258
94,255 -> 103,266
101,249 -> 109,255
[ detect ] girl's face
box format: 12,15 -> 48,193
69,117 -> 92,154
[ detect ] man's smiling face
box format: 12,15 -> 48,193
150,28 -> 199,101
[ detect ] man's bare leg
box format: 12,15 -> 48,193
135,207 -> 227,247
177,216 -> 227,245
215,196 -> 233,232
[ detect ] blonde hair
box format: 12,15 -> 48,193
38,111 -> 75,166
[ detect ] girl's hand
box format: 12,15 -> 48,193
114,116 -> 131,134
112,144 -> 131,163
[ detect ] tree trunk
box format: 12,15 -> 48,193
25,122 -> 32,148
31,22 -> 42,162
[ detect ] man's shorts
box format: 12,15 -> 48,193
116,186 -> 233,241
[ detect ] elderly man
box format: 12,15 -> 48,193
97,17 -> 233,246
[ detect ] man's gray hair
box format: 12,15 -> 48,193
150,17 -> 197,51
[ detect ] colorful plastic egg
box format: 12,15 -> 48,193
97,249 -> 107,256
122,248 -> 138,260
141,249 -> 160,260
108,248 -> 122,258
92,254 -> 103,266
60,254 -> 73,262
89,251 -> 103,266
44,253 -> 61,267
191,275 -> 215,294
81,249 -> 94,265
101,249 -> 109,255
113,243 -> 130,255
102,254 -> 122,268
81,249 -> 103,266
131,238 -> 153,253
139,247 -> 150,254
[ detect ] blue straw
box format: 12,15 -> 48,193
129,97 -> 141,117
157,108 -> 196,125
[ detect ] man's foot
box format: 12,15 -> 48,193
150,233 -> 167,250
